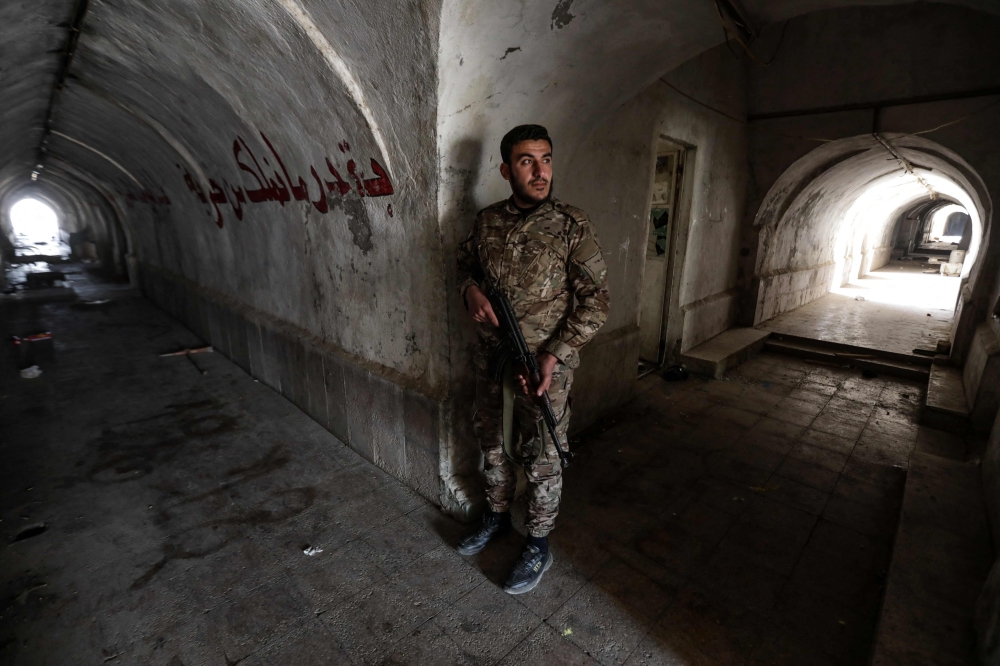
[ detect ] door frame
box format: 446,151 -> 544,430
640,134 -> 696,373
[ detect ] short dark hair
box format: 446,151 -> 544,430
501,125 -> 552,165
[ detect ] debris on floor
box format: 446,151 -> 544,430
14,522 -> 47,541
19,365 -> 42,379
160,345 -> 212,375
73,299 -> 112,309
25,271 -> 66,289
662,364 -> 688,381
302,545 -> 323,556
159,345 -> 213,357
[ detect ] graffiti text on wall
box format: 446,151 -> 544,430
182,133 -> 394,228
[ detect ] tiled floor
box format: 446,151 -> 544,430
758,260 -> 960,355
1,266 -> 972,665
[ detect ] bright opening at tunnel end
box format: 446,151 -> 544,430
9,197 -> 59,246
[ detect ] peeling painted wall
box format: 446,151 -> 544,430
562,44 -> 749,358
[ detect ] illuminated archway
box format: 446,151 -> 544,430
9,197 -> 60,247
752,133 -> 989,324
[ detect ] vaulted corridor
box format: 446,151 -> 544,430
4,1 -> 1000,664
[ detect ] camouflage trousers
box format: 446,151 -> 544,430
473,361 -> 573,537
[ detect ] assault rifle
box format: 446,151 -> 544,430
483,276 -> 572,468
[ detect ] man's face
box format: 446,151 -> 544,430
500,139 -> 552,205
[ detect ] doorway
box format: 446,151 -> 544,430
638,137 -> 687,374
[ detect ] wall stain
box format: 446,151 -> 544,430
330,195 -> 373,254
499,46 -> 521,60
551,0 -> 576,30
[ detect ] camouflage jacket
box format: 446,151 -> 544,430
457,197 -> 610,369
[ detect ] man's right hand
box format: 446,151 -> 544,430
466,285 -> 499,327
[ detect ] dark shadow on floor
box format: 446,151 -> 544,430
1,262 -> 978,665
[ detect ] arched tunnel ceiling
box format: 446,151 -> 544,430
4,1 -> 999,202
437,0 -> 1000,204
2,0 -> 444,384
752,133 -> 986,318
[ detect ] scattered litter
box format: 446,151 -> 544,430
562,628 -> 573,636
14,522 -> 47,541
20,365 -> 42,379
854,296 -> 865,301
77,299 -> 110,307
16,583 -> 47,605
663,364 -> 689,381
159,345 -> 213,357
303,546 -> 323,556
25,271 -> 65,289
160,346 -> 213,375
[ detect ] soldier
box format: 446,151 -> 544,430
455,124 -> 610,594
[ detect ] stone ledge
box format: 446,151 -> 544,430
871,451 -> 992,666
924,364 -> 970,433
679,327 -> 770,378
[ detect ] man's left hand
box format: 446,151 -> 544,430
518,352 -> 558,397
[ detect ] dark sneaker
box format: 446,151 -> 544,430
456,515 -> 511,556
502,544 -> 553,594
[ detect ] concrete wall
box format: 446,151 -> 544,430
977,404 -> 1000,662
964,323 -> 1000,434
562,44 -> 748,358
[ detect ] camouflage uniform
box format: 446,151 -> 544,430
457,197 -> 610,537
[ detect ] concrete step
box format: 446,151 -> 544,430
871,451 -> 992,665
678,327 -> 770,378
762,335 -> 931,381
923,364 -> 971,433
761,332 -> 933,367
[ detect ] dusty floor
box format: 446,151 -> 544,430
759,260 -> 960,355
0,265 -> 970,665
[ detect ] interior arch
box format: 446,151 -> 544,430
752,133 -> 989,324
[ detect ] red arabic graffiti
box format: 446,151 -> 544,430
182,132 -> 394,228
